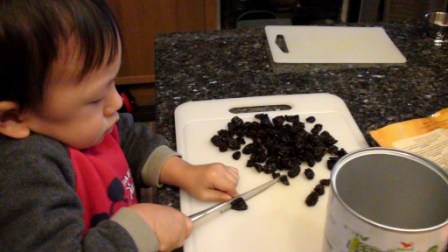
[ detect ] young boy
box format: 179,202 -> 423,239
0,0 -> 239,251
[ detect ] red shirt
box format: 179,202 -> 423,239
69,125 -> 138,234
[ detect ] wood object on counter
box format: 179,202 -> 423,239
107,0 -> 219,86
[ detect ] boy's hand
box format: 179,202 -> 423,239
183,163 -> 239,201
128,203 -> 193,252
160,157 -> 240,202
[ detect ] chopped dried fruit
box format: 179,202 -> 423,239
236,136 -> 246,145
231,116 -> 244,126
304,168 -> 315,180
211,113 -> 345,207
320,131 -> 338,146
230,197 -> 248,211
254,163 -> 263,173
279,175 -> 289,185
313,184 -> 325,196
319,179 -> 331,186
311,124 -> 323,135
305,116 -> 316,123
228,138 -> 241,150
305,152 -> 316,167
305,191 -> 319,206
327,157 -> 339,170
272,172 -> 281,179
210,135 -> 222,147
272,115 -> 286,127
232,151 -> 241,160
337,148 -> 348,157
327,145 -> 339,155
242,143 -> 256,155
287,166 -> 300,178
313,146 -> 326,162
218,145 -> 228,152
285,115 -> 300,123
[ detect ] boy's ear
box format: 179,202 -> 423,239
0,101 -> 31,139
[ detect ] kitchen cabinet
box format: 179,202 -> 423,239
106,0 -> 218,105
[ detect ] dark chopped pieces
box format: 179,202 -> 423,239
210,114 -> 345,207
236,136 -> 246,145
313,146 -> 326,162
306,183 -> 327,206
211,135 -> 222,146
218,145 -> 228,152
304,168 -> 315,180
305,152 -> 316,167
305,191 -> 319,206
287,166 -> 300,178
228,138 -> 241,150
285,115 -> 300,123
320,131 -> 338,146
305,116 -> 316,123
218,129 -> 231,138
230,197 -> 248,211
279,175 -> 290,185
231,116 -> 244,126
326,157 -> 339,170
254,163 -> 263,173
263,162 -> 275,174
311,124 -> 323,135
306,181 -> 329,205
210,135 -> 226,151
336,148 -> 348,157
319,179 -> 331,186
242,143 -> 255,155
255,113 -> 273,127
313,184 -> 325,196
232,151 -> 241,160
272,116 -> 286,127
272,172 -> 281,179
327,145 -> 339,155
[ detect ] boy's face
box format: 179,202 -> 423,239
21,45 -> 123,149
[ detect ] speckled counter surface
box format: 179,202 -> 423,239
153,21 -> 447,209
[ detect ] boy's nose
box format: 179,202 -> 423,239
104,86 -> 123,116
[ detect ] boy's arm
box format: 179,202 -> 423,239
116,113 -> 178,188
0,134 -> 148,251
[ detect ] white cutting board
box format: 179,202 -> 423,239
175,94 -> 369,252
265,25 -> 406,63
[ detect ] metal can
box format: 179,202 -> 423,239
323,147 -> 448,252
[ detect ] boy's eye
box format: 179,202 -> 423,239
90,97 -> 104,104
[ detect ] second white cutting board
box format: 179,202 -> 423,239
265,25 -> 407,64
175,94 -> 369,252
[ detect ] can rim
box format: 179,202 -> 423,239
330,147 -> 448,233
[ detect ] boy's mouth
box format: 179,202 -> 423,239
105,117 -> 119,135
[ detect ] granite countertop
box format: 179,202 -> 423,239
153,21 -> 447,208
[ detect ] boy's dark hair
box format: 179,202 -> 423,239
0,0 -> 121,109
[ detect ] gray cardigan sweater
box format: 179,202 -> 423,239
0,113 -> 177,251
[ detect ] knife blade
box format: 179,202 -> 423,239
188,176 -> 282,223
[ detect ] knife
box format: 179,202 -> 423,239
188,176 -> 282,223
